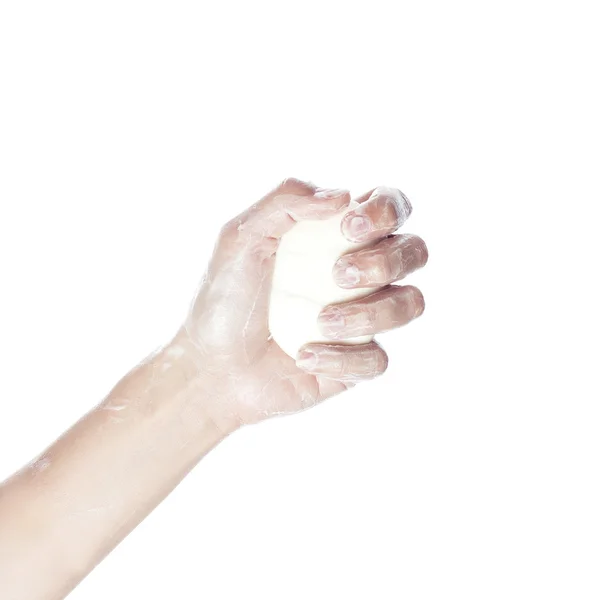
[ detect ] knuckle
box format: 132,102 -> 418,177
415,236 -> 429,266
369,187 -> 393,213
376,346 -> 389,374
402,234 -> 429,267
405,285 -> 426,316
371,185 -> 392,198
278,177 -> 314,194
389,188 -> 413,223
372,252 -> 394,281
373,185 -> 401,202
278,176 -> 301,189
369,187 -> 412,227
360,344 -> 388,379
219,217 -> 241,240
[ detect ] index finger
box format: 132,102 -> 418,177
224,177 -> 351,242
341,186 -> 412,243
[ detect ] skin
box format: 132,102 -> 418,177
0,178 -> 428,600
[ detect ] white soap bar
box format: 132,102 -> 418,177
269,201 -> 380,358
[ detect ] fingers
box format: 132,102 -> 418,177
296,341 -> 388,382
220,177 -> 351,243
317,285 -> 425,340
332,234 -> 429,288
341,186 -> 412,243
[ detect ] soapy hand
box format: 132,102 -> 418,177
0,177 -> 427,599
175,178 -> 428,428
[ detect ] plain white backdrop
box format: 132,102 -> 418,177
1,1 -> 599,598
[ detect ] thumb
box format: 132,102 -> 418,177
219,177 -> 351,246
212,177 -> 350,280
203,177 -> 350,329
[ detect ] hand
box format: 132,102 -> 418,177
174,178 -> 428,428
0,178 -> 427,599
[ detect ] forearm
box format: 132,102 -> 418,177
0,179 -> 427,600
0,334 -> 233,600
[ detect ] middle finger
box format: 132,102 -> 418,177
332,234 -> 429,289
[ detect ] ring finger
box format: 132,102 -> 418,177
318,285 -> 425,340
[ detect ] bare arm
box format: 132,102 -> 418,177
0,336 -> 231,600
0,179 -> 428,600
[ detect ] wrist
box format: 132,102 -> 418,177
158,332 -> 244,437
102,338 -> 240,451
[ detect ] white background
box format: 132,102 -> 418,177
1,1 -> 599,598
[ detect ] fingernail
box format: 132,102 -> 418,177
314,188 -> 349,200
318,309 -> 346,337
333,259 -> 361,288
296,349 -> 318,370
345,214 -> 372,240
